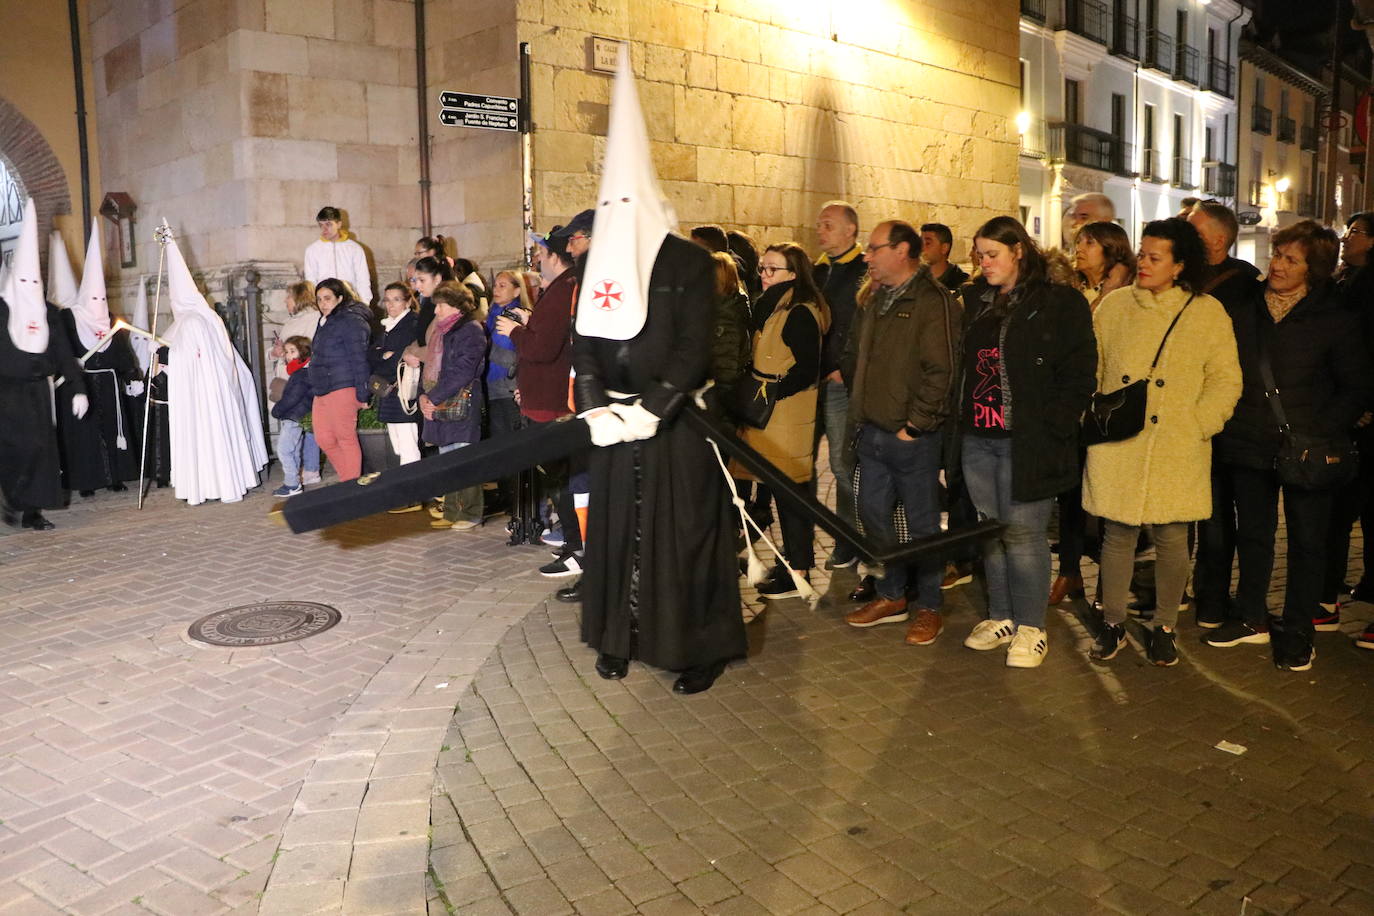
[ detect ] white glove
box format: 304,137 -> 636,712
72,394 -> 89,419
608,401 -> 660,441
583,409 -> 628,448
125,380 -> 145,396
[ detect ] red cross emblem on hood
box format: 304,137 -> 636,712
591,279 -> 623,311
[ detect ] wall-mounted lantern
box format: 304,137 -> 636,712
99,191 -> 137,268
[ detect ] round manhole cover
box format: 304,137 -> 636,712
188,602 -> 342,647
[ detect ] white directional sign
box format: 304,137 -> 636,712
438,91 -> 520,132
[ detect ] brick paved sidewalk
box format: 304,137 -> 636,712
0,479 -> 555,915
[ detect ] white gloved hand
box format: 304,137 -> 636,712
125,380 -> 145,397
72,394 -> 89,419
608,401 -> 660,441
583,408 -> 628,448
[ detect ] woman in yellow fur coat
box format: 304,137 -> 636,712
1084,218 -> 1242,667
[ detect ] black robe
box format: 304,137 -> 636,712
573,235 -> 746,671
54,310 -> 140,490
0,300 -> 86,510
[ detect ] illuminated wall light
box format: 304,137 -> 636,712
1275,176 -> 1291,193
1015,110 -> 1032,135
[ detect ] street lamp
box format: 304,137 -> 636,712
1014,110 -> 1032,135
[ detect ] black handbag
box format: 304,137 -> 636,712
1255,315 -> 1359,490
734,367 -> 784,429
1082,295 -> 1194,446
367,373 -> 395,399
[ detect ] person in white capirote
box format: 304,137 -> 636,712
160,228 -> 268,505
303,205 -> 373,305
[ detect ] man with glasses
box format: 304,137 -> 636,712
841,220 -> 960,647
812,201 -> 867,569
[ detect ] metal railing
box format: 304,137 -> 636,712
1300,125 -> 1318,151
1048,122 -> 1136,176
1021,0 -> 1048,22
1141,148 -> 1165,182
1248,181 -> 1264,207
1112,16 -> 1140,59
1172,156 -> 1197,190
1174,45 -> 1200,86
1202,163 -> 1237,198
1144,29 -> 1173,73
212,269 -> 269,432
1252,104 -> 1273,134
1205,59 -> 1235,97
1277,116 -> 1296,143
1063,0 -> 1111,44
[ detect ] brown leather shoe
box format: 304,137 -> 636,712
1047,575 -> 1085,606
845,597 -> 909,628
904,608 -> 944,645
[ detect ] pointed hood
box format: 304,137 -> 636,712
575,42 -> 676,341
0,199 -> 49,354
129,276 -> 152,372
47,230 -> 79,310
73,218 -> 113,351
165,227 -> 212,319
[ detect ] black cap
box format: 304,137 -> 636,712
550,209 -> 594,239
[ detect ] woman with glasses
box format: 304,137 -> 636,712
733,242 -> 831,599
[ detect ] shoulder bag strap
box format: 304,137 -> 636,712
1147,294 -> 1196,375
1253,306 -> 1292,434
1199,267 -> 1242,296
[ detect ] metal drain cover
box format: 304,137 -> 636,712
188,602 -> 341,647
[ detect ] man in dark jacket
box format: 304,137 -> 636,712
921,223 -> 970,291
1187,201 -> 1264,627
813,200 -> 867,568
841,220 -> 960,646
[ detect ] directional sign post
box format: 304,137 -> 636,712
438,91 -> 520,132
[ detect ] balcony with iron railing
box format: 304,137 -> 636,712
1112,16 -> 1140,60
1174,45 -> 1200,86
1277,116 -> 1296,143
1252,104 -> 1273,134
1205,58 -> 1235,97
1062,0 -> 1111,44
1248,181 -> 1264,207
1300,125 -> 1318,151
1172,156 -> 1197,190
1021,0 -> 1047,23
1141,148 -> 1166,182
1144,29 -> 1173,73
1048,122 -> 1136,176
1202,163 -> 1237,198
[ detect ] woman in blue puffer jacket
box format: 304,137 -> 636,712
309,278 -> 374,481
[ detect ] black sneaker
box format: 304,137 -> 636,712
1276,637 -> 1315,672
1195,605 -> 1226,629
540,549 -> 583,578
1313,604 -> 1341,632
1148,626 -> 1178,667
1203,619 -> 1270,647
826,544 -> 858,570
1090,623 -> 1126,661
759,569 -> 809,600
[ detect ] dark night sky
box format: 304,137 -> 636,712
1250,0 -> 1370,77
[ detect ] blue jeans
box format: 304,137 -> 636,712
818,379 -> 856,528
303,431 -> 320,473
960,435 -> 1053,629
856,424 -> 943,607
279,419 -> 305,487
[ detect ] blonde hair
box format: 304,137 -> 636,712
494,269 -> 536,312
287,280 -> 316,311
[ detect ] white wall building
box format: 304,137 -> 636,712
1019,0 -> 1251,249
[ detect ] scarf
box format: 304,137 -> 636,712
381,311 -> 405,332
1265,285 -> 1306,323
423,311 -> 463,385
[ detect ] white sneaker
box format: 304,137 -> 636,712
302,471 -> 322,485
1006,626 -> 1048,668
964,619 -> 1014,651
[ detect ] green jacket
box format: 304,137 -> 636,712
843,264 -> 960,451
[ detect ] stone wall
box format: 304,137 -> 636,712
90,0 -> 424,312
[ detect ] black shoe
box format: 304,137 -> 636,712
595,654 -> 628,680
540,548 -> 583,578
1195,605 -> 1226,629
110,482 -> 128,492
555,579 -> 581,603
21,512 -> 55,531
2,506 -> 21,528
848,575 -> 876,603
79,490 -> 96,498
1148,626 -> 1178,667
1270,618 -> 1315,671
673,659 -> 728,695
1090,622 -> 1126,661
1204,619 -> 1269,647
825,545 -> 858,570
759,570 -> 809,600
1350,581 -> 1374,604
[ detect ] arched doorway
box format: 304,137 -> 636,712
0,95 -> 73,275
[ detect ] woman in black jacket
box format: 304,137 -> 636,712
954,217 -> 1097,668
1204,220 -> 1374,670
370,282 -> 421,468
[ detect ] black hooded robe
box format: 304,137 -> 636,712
573,235 -> 746,671
54,309 -> 140,491
0,300 -> 86,511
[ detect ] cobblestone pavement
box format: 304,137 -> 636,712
3,465 -> 1374,915
0,478 -> 554,915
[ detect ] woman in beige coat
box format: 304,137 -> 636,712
1084,218 -> 1242,666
